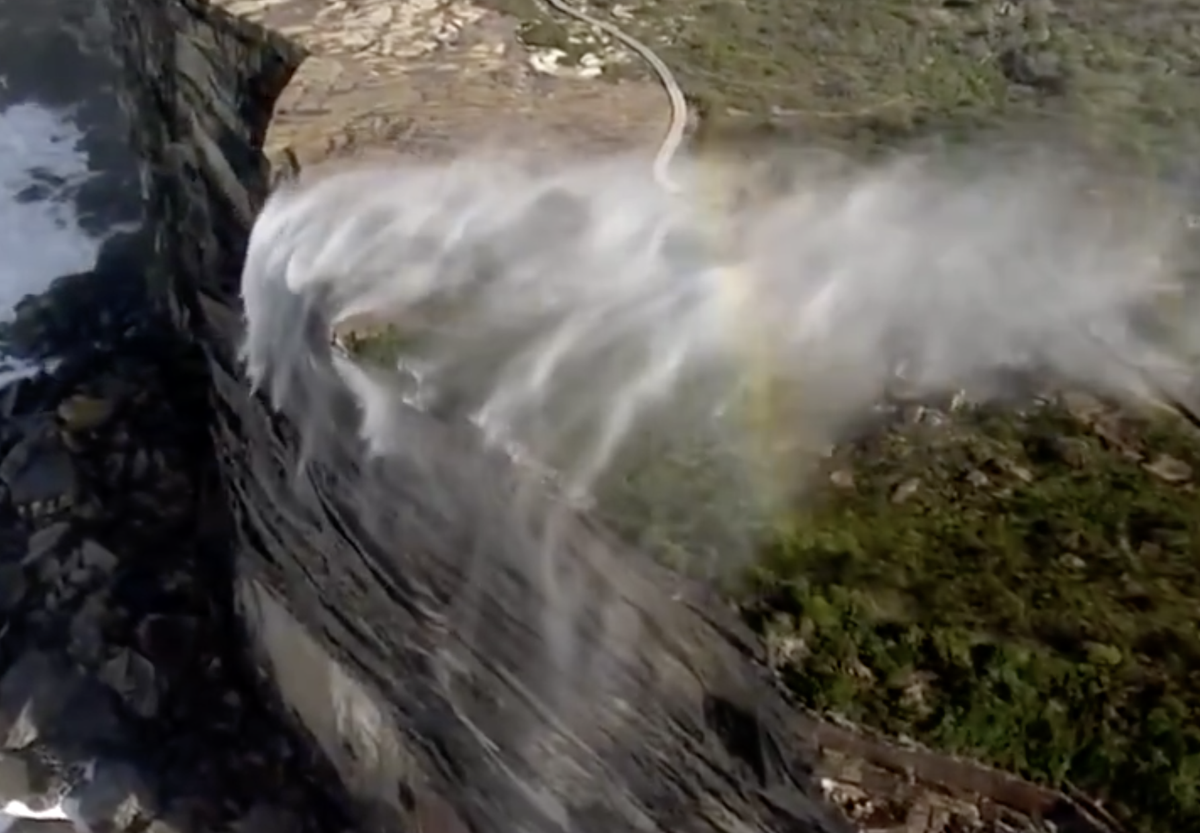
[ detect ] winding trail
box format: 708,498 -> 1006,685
540,0 -> 687,191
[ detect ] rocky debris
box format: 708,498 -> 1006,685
98,649 -> 158,719
0,232 -> 149,368
22,524 -> 70,570
829,469 -> 855,490
69,754 -> 158,831
0,423 -> 77,521
890,477 -> 921,505
820,773 -> 1036,833
0,326 -> 354,833
1143,453 -> 1192,483
809,724 -> 1128,833
526,44 -> 610,79
0,651 -> 129,753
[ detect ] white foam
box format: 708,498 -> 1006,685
0,98 -> 102,387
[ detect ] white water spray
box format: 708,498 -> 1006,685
237,143 -> 1200,751
240,145 -> 1199,672
0,100 -> 103,386
244,149 -> 1196,470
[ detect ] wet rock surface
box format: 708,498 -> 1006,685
0,232 -> 152,368
0,324 -> 354,833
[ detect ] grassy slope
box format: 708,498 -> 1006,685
743,397 -> 1200,832
351,1 -> 1200,829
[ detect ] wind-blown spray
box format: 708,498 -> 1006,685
239,145 -> 1198,689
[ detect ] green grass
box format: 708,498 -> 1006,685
479,0 -> 1200,166
739,398 -> 1200,833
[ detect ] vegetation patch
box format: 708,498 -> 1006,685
478,0 -> 1200,169
738,395 -> 1200,833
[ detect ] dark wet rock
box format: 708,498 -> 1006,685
0,651 -> 127,751
7,823 -> 74,833
0,428 -> 76,518
0,745 -> 79,814
0,564 -> 28,614
0,533 -> 27,571
71,754 -> 158,831
22,522 -> 71,568
999,46 -> 1068,93
0,236 -> 151,367
74,174 -> 144,239
56,395 -> 117,434
98,649 -> 158,720
0,2 -> 358,829
77,540 -> 119,576
3,329 -> 352,831
125,448 -> 152,482
230,803 -> 307,833
0,0 -> 119,110
0,744 -> 159,833
68,597 -> 110,666
92,232 -> 152,292
0,381 -> 34,422
143,821 -> 189,833
135,616 -> 197,677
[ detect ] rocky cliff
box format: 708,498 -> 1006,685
101,0 -> 298,331
0,1 -> 363,830
96,0 -> 413,824
93,1 -> 674,831
90,3 -> 850,833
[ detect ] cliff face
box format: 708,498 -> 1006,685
90,6 -> 851,833
97,0 -> 416,823
101,0 -> 298,333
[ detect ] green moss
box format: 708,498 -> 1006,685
740,397 -> 1200,833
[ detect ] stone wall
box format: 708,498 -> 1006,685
100,0 -> 300,336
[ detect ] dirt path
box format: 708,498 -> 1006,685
220,0 -> 674,169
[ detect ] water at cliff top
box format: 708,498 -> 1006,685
0,99 -> 103,386
236,145 -> 1200,712
244,147 -> 1198,491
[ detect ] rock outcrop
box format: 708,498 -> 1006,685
0,319 -> 353,833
